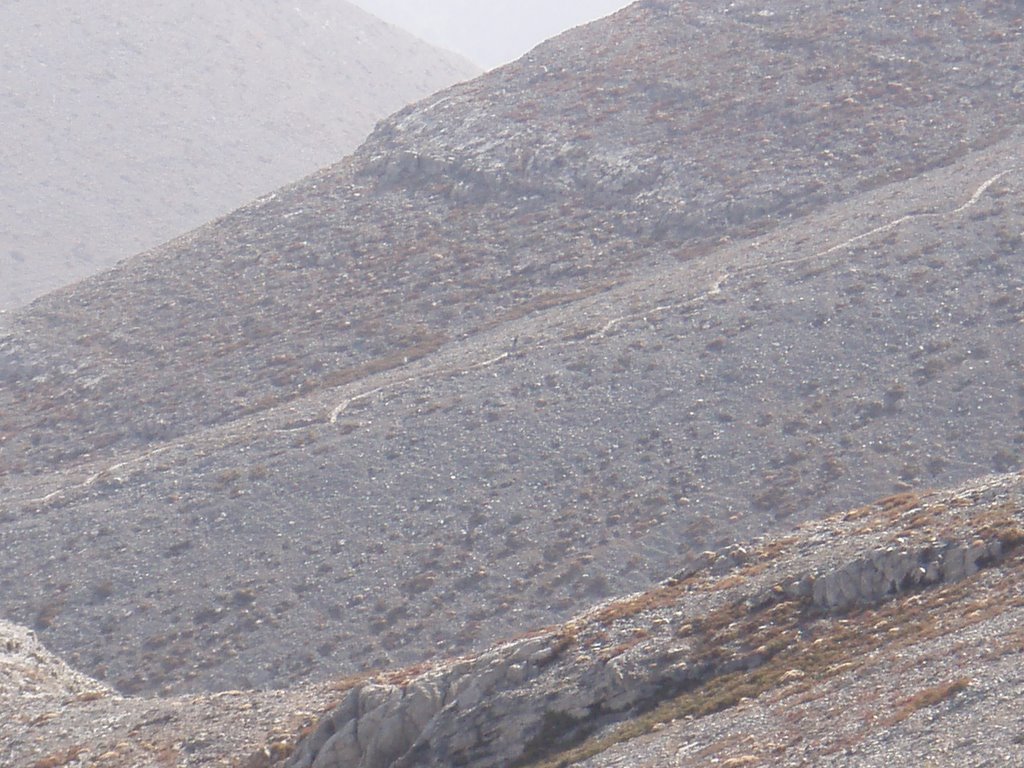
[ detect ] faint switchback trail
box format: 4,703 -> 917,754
10,161 -> 1021,513
323,164 -> 1022,425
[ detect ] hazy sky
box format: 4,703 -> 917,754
351,0 -> 634,69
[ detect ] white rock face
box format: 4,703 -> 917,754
803,539 -> 1004,612
0,0 -> 478,309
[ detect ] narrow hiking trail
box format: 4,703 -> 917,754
10,160 -> 1021,513
323,164 -> 1022,425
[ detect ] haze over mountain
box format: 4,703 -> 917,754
2,0 -> 1024,765
0,0 -> 478,310
350,0 -> 633,68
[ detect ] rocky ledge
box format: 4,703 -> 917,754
286,472 -> 1024,768
4,472 -> 1022,767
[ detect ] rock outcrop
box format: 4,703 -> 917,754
287,473 -> 1024,768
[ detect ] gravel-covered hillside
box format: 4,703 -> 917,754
1,0 -> 1022,711
4,471 -> 1023,767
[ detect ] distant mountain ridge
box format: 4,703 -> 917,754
1,0 -> 1022,730
0,0 -> 478,309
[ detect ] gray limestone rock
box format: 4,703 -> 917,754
291,481 -> 1021,768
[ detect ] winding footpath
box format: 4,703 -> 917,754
11,160 -> 1022,513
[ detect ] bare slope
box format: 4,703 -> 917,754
0,0 -> 478,309
1,0 -> 1023,698
284,471 -> 1024,768
4,471 -> 1023,767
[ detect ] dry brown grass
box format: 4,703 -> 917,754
844,491 -> 923,523
73,690 -> 108,703
750,535 -> 799,562
906,507 -> 942,528
327,672 -> 372,694
379,660 -> 441,687
587,580 -> 691,626
721,757 -> 761,768
32,746 -> 87,768
888,678 -> 971,725
710,574 -> 749,591
878,492 -> 924,515
234,740 -> 295,768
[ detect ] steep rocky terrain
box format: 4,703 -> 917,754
284,471 -> 1024,768
1,0 -> 1023,730
4,471 -> 1023,766
0,0 -> 477,309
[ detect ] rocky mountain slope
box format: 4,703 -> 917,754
1,0 -> 1023,725
0,0 -> 478,309
4,471 -> 1023,766
285,471 -> 1024,768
